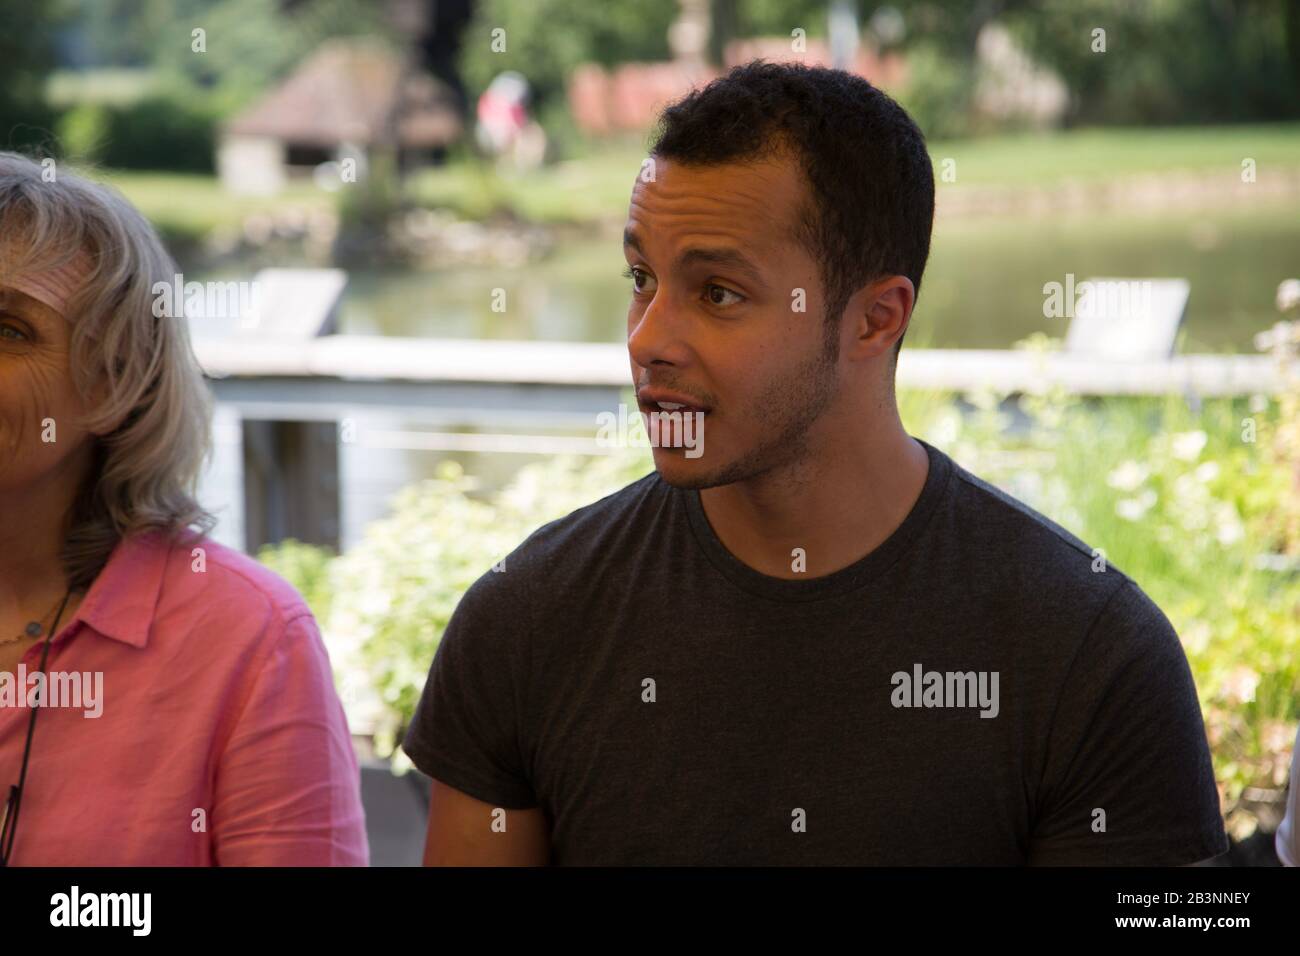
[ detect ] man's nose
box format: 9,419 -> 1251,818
627,286 -> 690,371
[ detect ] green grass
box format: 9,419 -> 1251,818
93,169 -> 333,242
404,123 -> 1300,224
406,139 -> 650,224
86,123 -> 1300,240
927,122 -> 1300,186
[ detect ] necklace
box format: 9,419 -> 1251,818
2,593 -> 69,646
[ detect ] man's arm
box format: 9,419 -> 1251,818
403,555 -> 548,865
422,778 -> 551,866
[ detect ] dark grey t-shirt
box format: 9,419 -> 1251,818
402,438 -> 1227,865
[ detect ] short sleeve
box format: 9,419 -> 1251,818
401,568 -> 539,809
212,613 -> 370,866
1028,579 -> 1228,865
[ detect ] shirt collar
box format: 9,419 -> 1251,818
72,529 -> 170,649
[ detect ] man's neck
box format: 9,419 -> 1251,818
697,415 -> 930,581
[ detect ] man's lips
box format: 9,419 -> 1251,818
636,387 -> 712,415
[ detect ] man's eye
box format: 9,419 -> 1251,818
622,266 -> 656,295
704,284 -> 744,307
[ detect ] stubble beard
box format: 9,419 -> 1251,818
656,322 -> 841,491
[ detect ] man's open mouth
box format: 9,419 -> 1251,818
636,389 -> 711,416
647,401 -> 704,413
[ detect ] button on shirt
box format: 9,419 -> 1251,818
0,530 -> 368,865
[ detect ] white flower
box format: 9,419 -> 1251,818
1172,473 -> 1210,530
930,409 -> 962,447
1277,278 -> 1300,314
1222,667 -> 1259,705
1171,430 -> 1207,461
1107,460 -> 1148,491
1194,460 -> 1220,483
1181,619 -> 1212,656
1116,489 -> 1157,521
1254,319 -> 1299,352
1215,503 -> 1244,546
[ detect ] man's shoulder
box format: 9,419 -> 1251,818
939,452 -> 1196,701
941,452 -> 1140,608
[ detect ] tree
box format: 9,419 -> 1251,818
0,0 -> 63,152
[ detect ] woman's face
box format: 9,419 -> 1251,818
0,282 -> 100,497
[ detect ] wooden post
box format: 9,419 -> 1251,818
241,419 -> 340,553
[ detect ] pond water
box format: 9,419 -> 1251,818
334,203 -> 1300,352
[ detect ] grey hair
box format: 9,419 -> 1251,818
0,151 -> 215,592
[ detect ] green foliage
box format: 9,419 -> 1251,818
87,0 -> 396,115
893,40 -> 978,140
56,93 -> 219,172
1002,0 -> 1300,125
0,0 -> 62,153
255,537 -> 338,626
56,102 -> 111,163
333,149 -> 408,266
459,0 -> 675,139
733,0 -> 828,37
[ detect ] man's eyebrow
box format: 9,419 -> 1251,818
676,246 -> 766,285
623,229 -> 767,286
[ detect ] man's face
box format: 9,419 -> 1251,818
624,152 -> 840,489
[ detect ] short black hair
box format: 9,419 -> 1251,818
649,60 -> 934,358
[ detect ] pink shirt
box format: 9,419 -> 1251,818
0,530 -> 369,865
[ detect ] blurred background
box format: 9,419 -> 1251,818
4,0 -> 1297,865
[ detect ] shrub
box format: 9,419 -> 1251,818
56,94 -> 218,172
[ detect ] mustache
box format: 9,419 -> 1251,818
635,377 -> 714,407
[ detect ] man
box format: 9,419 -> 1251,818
403,61 -> 1227,865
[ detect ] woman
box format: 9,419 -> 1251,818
0,151 -> 368,865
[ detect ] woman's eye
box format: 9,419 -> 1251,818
0,322 -> 28,342
704,284 -> 744,307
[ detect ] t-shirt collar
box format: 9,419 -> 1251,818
681,437 -> 953,603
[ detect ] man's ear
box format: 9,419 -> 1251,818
848,275 -> 915,360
